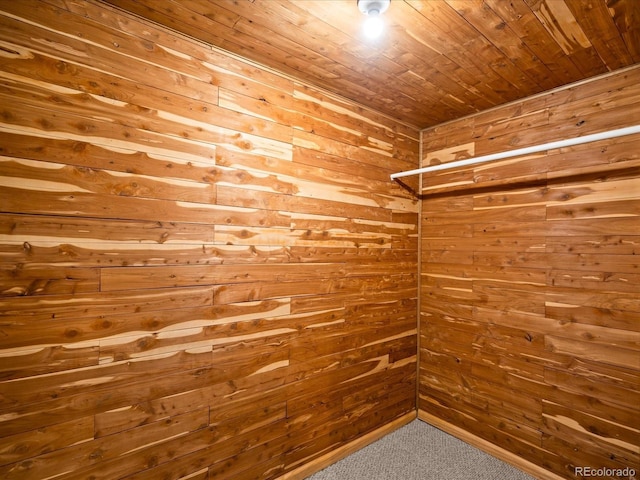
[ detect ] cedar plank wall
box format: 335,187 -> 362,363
418,66 -> 640,479
0,1 -> 419,478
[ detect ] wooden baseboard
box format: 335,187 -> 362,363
280,410 -> 566,480
418,411 -> 564,480
279,411 -> 417,480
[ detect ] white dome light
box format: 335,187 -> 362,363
363,15 -> 384,39
357,0 -> 390,39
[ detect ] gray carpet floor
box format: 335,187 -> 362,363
307,420 -> 535,479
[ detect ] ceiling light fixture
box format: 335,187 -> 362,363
358,0 -> 390,39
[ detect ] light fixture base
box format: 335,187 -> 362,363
357,0 -> 390,16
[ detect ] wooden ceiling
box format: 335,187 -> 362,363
103,0 -> 640,129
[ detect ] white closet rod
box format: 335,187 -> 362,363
390,124 -> 640,180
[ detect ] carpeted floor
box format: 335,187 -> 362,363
307,420 -> 535,479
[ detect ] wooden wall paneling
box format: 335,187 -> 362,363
419,65 -> 640,479
0,1 -> 419,479
469,70 -> 640,159
0,11 -> 219,109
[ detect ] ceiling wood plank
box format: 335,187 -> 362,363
483,0 -> 586,85
607,0 -> 640,62
565,0 -> 636,70
446,0 -> 559,92
99,0 -> 640,129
